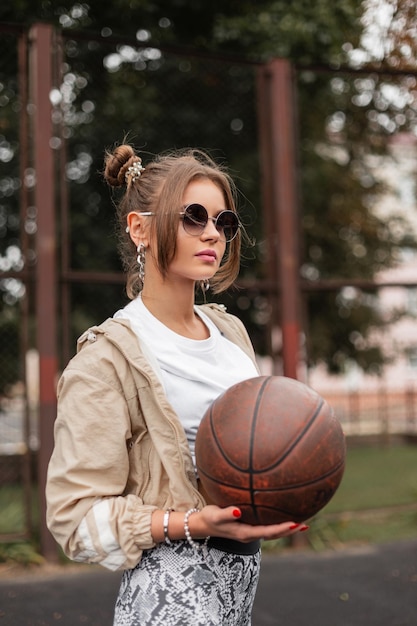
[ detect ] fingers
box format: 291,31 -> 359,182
223,506 -> 309,534
202,504 -> 241,523
289,522 -> 309,533
205,505 -> 309,542
242,520 -> 309,542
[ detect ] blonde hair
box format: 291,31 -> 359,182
103,143 -> 243,299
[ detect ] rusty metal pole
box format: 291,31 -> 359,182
29,22 -> 59,561
258,59 -> 301,380
258,60 -> 305,549
256,65 -> 277,365
18,28 -> 33,540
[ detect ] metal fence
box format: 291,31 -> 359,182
0,21 -> 416,557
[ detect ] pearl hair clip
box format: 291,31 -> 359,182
125,159 -> 145,183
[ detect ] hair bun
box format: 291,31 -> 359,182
104,144 -> 137,187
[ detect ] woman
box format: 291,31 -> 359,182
46,143 -> 308,625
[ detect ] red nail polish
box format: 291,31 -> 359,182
289,523 -> 301,530
233,508 -> 241,518
300,525 -> 309,532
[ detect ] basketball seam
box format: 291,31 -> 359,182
197,456 -> 344,493
207,403 -> 249,471
249,377 -> 271,519
252,397 -> 325,473
251,457 -> 345,492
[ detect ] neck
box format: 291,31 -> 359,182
141,283 -> 208,340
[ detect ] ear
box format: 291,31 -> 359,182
127,211 -> 150,247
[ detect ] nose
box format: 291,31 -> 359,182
201,216 -> 221,240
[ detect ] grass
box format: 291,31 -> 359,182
1,443 -> 417,563
0,485 -> 33,535
0,484 -> 41,566
307,508 -> 417,550
264,443 -> 417,552
323,444 -> 417,513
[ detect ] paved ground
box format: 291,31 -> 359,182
0,539 -> 416,625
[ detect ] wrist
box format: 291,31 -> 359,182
151,508 -> 210,546
163,508 -> 174,545
184,508 -> 205,539
184,508 -> 210,551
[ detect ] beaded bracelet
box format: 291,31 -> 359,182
163,508 -> 174,545
184,508 -> 210,551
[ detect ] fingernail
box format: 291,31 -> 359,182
289,523 -> 301,530
300,525 -> 309,532
233,508 -> 241,518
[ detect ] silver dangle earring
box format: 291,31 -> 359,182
137,242 -> 146,287
203,279 -> 210,292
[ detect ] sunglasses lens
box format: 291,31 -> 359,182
216,211 -> 239,242
181,204 -> 239,242
182,204 -> 208,235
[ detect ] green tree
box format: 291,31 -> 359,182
214,1 -> 417,372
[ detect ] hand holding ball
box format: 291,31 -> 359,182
195,376 -> 346,525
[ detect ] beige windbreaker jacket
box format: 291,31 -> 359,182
46,303 -> 259,571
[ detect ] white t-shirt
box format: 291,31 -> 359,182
114,296 -> 259,463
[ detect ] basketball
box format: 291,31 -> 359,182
195,376 -> 346,525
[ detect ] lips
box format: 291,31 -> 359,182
196,249 -> 217,262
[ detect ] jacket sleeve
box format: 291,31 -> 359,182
46,364 -> 157,571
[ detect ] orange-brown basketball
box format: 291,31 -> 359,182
195,376 -> 346,524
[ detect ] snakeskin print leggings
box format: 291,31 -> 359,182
113,540 -> 261,626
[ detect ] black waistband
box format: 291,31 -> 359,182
207,537 -> 261,555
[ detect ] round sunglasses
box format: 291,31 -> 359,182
180,203 -> 240,243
